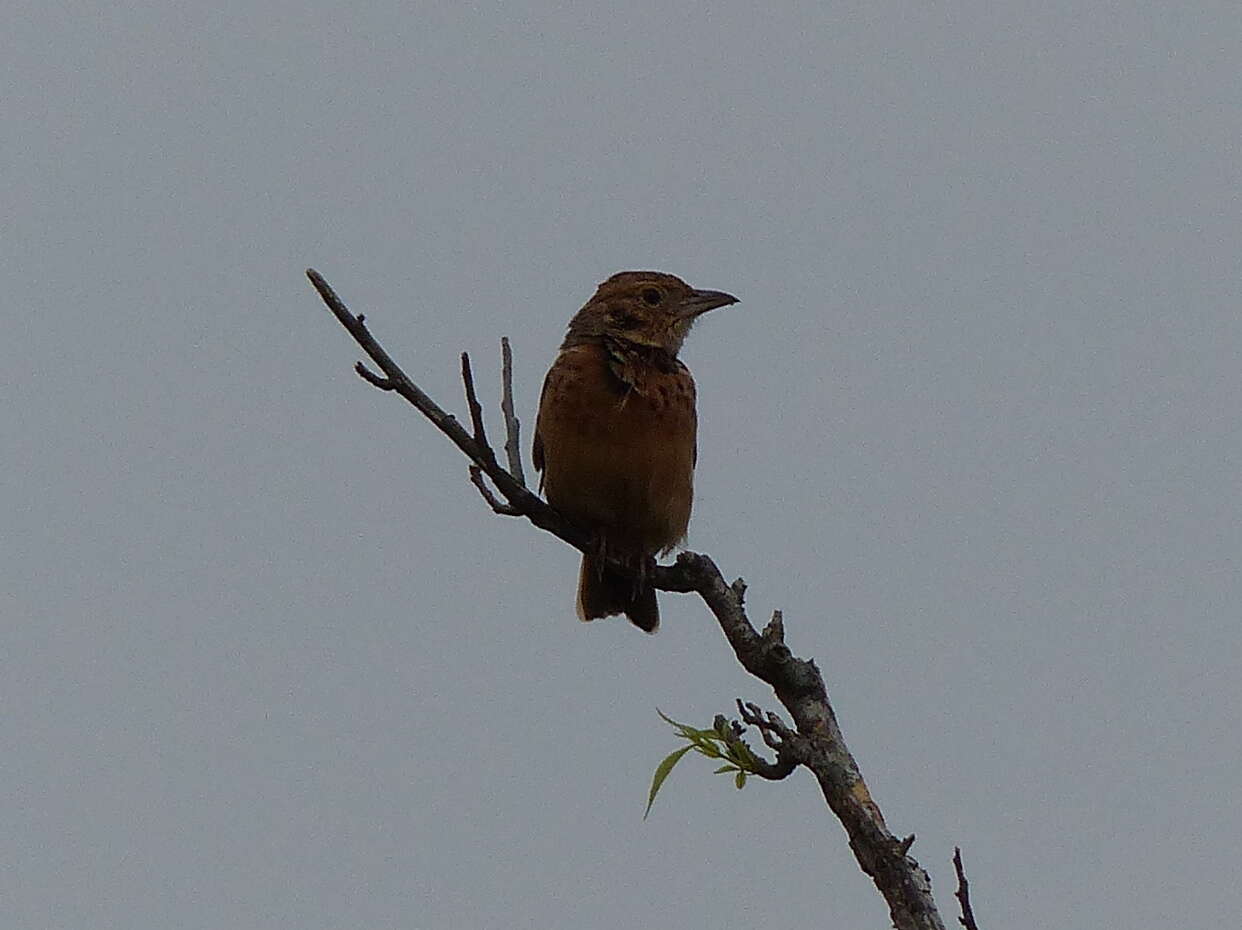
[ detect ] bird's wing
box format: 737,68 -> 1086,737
532,369 -> 549,492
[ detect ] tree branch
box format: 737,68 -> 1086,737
500,337 -> 526,487
460,352 -> 491,449
733,700 -> 801,780
469,465 -> 520,516
953,848 -> 981,930
307,269 -> 950,930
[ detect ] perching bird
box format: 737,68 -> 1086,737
532,271 -> 738,632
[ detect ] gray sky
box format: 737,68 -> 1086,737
5,2 -> 1240,927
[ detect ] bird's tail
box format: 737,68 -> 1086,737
577,554 -> 659,633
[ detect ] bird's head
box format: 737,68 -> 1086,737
566,271 -> 738,356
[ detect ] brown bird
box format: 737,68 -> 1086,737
533,271 -> 738,632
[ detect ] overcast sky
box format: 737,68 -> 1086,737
5,2 -> 1240,927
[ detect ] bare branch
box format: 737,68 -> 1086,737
732,700 -> 800,780
307,268 -> 575,545
737,700 -> 795,750
469,465 -> 521,516
500,337 -> 527,487
307,269 -> 950,930
460,352 -> 491,449
355,361 -> 395,390
953,848 -> 981,930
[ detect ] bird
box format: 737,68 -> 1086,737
532,271 -> 738,632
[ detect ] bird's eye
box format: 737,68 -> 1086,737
641,288 -> 662,305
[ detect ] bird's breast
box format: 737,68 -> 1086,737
535,343 -> 697,554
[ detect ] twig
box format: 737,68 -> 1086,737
734,700 -> 800,780
953,848 -> 980,930
307,269 -> 949,930
355,362 -> 395,389
500,337 -> 526,487
460,352 -> 491,448
737,700 -> 796,749
306,269 -> 568,543
469,465 -> 520,516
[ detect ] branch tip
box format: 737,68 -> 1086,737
460,351 -> 491,448
469,465 -> 521,515
953,847 -> 980,930
499,337 -> 528,486
355,362 -> 394,389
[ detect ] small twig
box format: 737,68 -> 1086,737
307,269 -> 559,539
355,362 -> 395,390
735,700 -> 801,780
469,465 -> 521,515
460,352 -> 491,448
500,337 -> 527,487
953,848 -> 980,930
738,700 -> 796,749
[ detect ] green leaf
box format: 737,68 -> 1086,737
735,771 -> 747,790
692,739 -> 724,760
713,765 -> 737,775
655,712 -> 697,743
645,745 -> 694,819
736,745 -> 758,769
657,709 -> 693,736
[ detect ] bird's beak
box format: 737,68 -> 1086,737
681,288 -> 739,319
